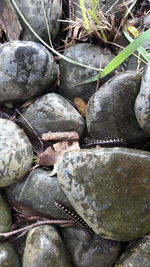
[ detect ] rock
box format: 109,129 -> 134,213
62,227 -> 121,267
143,13 -> 150,29
0,119 -> 33,187
57,148 -> 150,241
0,193 -> 12,233
0,242 -> 20,267
59,43 -> 115,103
135,62 -> 150,136
6,168 -> 73,219
114,237 -> 150,267
12,0 -> 62,42
125,54 -> 145,71
23,225 -> 72,267
19,93 -> 85,136
86,71 -> 146,143
12,236 -> 26,265
0,41 -> 57,105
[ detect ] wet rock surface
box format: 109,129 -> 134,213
59,43 -> 115,102
6,168 -> 73,219
62,227 -> 121,267
135,61 -> 150,136
13,0 -> 62,42
0,242 -> 21,267
114,237 -> 150,267
0,193 -> 12,233
19,93 -> 85,136
23,225 -> 72,267
0,41 -> 57,105
0,118 -> 33,187
86,71 -> 146,143
57,148 -> 150,241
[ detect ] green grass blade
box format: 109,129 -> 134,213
39,0 -> 53,48
123,29 -> 150,62
82,28 -> 150,83
79,0 -> 90,31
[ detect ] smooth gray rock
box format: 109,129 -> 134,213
0,193 -> 12,233
0,41 -> 57,105
114,237 -> 150,267
86,71 -> 146,142
135,62 -> 150,136
19,93 -> 85,136
57,148 -> 150,241
59,43 -> 115,103
23,225 -> 72,267
6,168 -> 73,219
62,227 -> 121,267
0,242 -> 20,267
0,119 -> 33,187
12,0 -> 62,42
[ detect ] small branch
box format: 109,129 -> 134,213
42,131 -> 79,141
0,220 -> 74,238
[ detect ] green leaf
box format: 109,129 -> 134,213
123,29 -> 150,62
83,29 -> 150,84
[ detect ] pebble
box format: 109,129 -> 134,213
19,93 -> 85,136
0,193 -> 12,234
13,0 -> 62,42
0,242 -> 20,267
23,225 -> 72,267
114,237 -> 150,267
6,168 -> 74,219
62,227 -> 121,267
59,43 -> 115,103
0,41 -> 57,105
57,147 -> 150,241
86,70 -> 147,143
135,61 -> 150,136
0,118 -> 33,187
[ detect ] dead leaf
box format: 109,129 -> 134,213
42,131 -> 79,141
38,146 -> 59,167
50,140 -> 80,176
10,200 -> 52,219
38,140 -> 80,176
74,97 -> 87,117
53,140 -> 80,152
0,0 -> 22,40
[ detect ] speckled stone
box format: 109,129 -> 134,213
62,227 -> 121,267
0,41 -> 57,105
19,93 -> 85,136
12,0 -> 62,42
0,119 -> 33,187
57,148 -> 150,241
0,242 -> 20,267
114,237 -> 150,267
23,225 -> 72,267
135,62 -> 150,136
59,43 -> 115,103
0,193 -> 12,233
86,71 -> 146,143
6,168 -> 73,219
